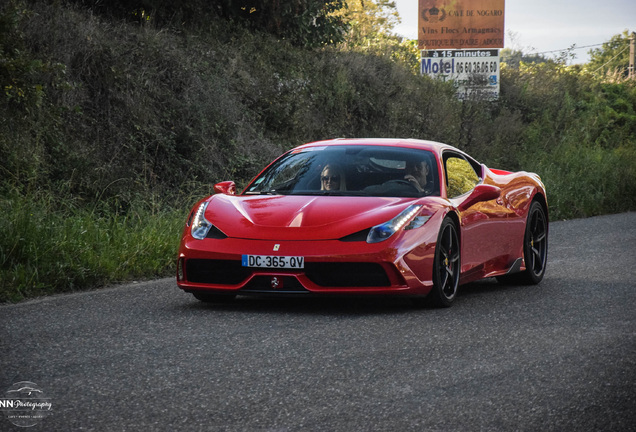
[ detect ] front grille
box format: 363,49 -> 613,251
186,259 -> 391,288
304,262 -> 390,287
186,259 -> 250,284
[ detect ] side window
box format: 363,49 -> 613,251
445,155 -> 480,198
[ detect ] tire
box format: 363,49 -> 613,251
192,292 -> 237,303
428,217 -> 461,307
498,200 -> 548,285
520,201 -> 548,283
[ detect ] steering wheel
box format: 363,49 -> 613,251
383,179 -> 420,192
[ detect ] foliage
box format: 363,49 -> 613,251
0,187 -> 185,302
218,0 -> 349,47
523,142 -> 636,219
70,0 -> 350,47
500,48 -> 549,69
1,1 -> 635,301
499,61 -> 636,218
68,0 -> 229,29
446,158 -> 480,198
335,0 -> 420,72
586,30 -> 633,78
0,1 -> 69,195
336,0 -> 400,44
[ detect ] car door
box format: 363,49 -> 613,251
443,151 -> 507,280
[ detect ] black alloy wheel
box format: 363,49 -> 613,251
430,217 -> 461,307
497,200 -> 548,285
522,201 -> 548,284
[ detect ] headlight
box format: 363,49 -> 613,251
367,205 -> 423,243
191,202 -> 213,240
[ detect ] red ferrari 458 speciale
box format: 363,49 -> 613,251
177,138 -> 548,307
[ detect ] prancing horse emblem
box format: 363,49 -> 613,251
271,277 -> 280,289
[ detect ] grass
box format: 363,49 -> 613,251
530,143 -> 636,220
0,190 -> 187,302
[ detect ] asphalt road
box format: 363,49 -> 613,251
1,212 -> 635,431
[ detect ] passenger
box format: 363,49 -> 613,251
404,158 -> 432,194
320,164 -> 346,191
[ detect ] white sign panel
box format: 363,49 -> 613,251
421,49 -> 500,100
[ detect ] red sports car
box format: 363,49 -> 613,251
177,138 -> 548,307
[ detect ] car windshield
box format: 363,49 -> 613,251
245,145 -> 440,198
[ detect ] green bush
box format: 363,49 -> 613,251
521,142 -> 636,219
500,62 -> 636,219
0,188 -> 185,302
1,0 -> 635,301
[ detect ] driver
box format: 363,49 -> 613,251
320,164 -> 347,191
404,159 -> 432,194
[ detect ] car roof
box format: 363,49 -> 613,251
295,138 -> 459,155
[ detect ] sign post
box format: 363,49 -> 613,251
421,49 -> 500,100
418,0 -> 505,99
630,32 -> 635,79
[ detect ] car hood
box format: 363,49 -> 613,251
204,194 -> 428,241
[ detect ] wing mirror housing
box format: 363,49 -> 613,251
458,184 -> 501,211
213,181 -> 236,195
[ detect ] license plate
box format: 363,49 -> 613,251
242,255 -> 305,269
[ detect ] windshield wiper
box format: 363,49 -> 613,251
290,191 -> 368,196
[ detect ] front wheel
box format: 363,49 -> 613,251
428,218 -> 461,307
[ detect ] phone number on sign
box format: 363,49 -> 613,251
457,61 -> 498,74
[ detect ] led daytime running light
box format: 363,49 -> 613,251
191,202 -> 213,240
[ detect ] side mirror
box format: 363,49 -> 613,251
213,181 -> 236,195
458,184 -> 500,211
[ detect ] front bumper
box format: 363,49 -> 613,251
176,237 -> 436,297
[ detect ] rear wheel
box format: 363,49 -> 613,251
498,200 -> 548,285
428,217 -> 461,307
521,201 -> 548,283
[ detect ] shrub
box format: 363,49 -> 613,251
0,188 -> 185,302
1,1 -> 634,301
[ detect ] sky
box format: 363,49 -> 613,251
393,0 -> 636,64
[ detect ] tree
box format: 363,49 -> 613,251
334,0 -> 419,71
70,0 -> 215,26
335,0 -> 400,48
70,0 -> 349,47
500,48 -> 549,69
218,0 -> 349,47
587,30 -> 632,78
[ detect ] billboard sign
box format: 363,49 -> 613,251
418,0 -> 505,50
421,49 -> 500,100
